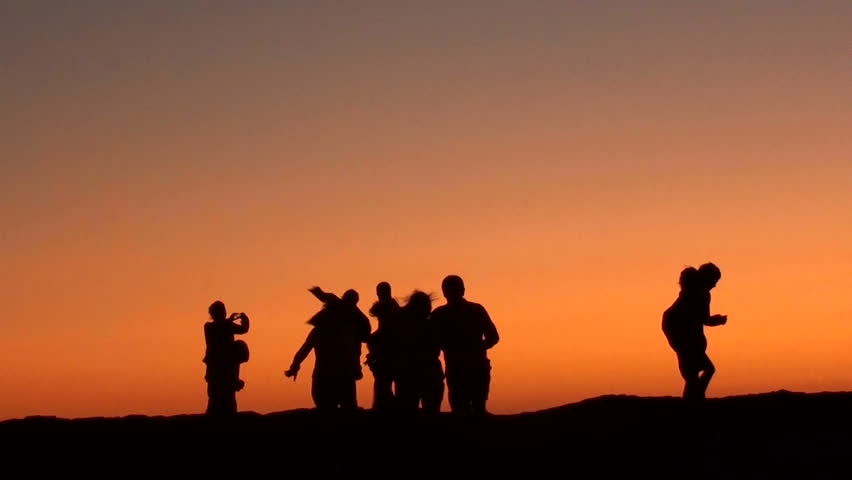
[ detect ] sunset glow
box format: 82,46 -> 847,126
2,1 -> 850,420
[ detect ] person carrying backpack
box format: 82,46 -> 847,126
203,301 -> 250,416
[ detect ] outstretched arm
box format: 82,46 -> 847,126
309,286 -> 339,305
481,306 -> 499,350
285,330 -> 316,379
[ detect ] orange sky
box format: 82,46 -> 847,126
1,2 -> 850,420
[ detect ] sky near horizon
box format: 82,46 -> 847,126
1,1 -> 850,420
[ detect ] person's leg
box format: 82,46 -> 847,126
206,383 -> 217,415
312,377 -> 336,410
339,377 -> 358,411
421,372 -> 444,414
677,352 -> 701,401
208,387 -> 237,415
228,365 -> 240,413
373,372 -> 394,410
445,367 -> 467,414
227,391 -> 237,414
411,373 -> 425,413
449,367 -> 475,415
234,364 -> 244,391
207,380 -> 225,415
696,354 -> 715,400
471,361 -> 492,414
396,373 -> 420,413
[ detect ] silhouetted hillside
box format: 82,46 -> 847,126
3,390 -> 850,476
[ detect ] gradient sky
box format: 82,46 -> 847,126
1,1 -> 850,420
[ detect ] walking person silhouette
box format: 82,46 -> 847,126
662,263 -> 727,401
366,281 -> 401,411
431,275 -> 499,415
203,301 -> 250,416
393,290 -> 444,414
285,287 -> 371,411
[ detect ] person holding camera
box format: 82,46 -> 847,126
203,300 -> 250,416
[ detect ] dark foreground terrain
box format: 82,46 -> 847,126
2,390 -> 850,476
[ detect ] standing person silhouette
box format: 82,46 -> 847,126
393,290 -> 444,414
203,301 -> 250,416
285,288 -> 371,411
662,263 -> 727,401
431,275 -> 499,415
366,281 -> 401,411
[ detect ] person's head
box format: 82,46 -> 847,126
678,267 -> 700,291
441,275 -> 465,302
208,301 -> 227,322
376,281 -> 391,300
698,262 -> 721,289
342,289 -> 359,306
405,290 -> 433,318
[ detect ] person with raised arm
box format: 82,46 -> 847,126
203,301 -> 250,416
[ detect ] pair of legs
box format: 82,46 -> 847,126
395,368 -> 444,414
446,361 -> 491,415
677,351 -> 715,401
372,369 -> 396,411
206,381 -> 237,416
312,375 -> 358,411
206,365 -> 240,416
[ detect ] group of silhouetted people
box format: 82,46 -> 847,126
203,264 -> 727,416
283,275 -> 499,415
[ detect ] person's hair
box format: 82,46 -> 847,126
678,267 -> 700,290
405,290 -> 434,311
698,262 -> 721,286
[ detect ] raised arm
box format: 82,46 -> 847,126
480,306 -> 499,350
309,286 -> 339,305
231,313 -> 250,334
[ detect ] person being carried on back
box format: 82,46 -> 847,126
662,262 -> 727,402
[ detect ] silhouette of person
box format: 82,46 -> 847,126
431,275 -> 499,415
662,263 -> 727,401
393,290 -> 445,414
285,287 -> 371,411
366,281 -> 401,411
203,301 -> 250,416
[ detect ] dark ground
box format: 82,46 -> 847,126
2,390 -> 850,477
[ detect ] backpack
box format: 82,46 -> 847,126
233,340 -> 250,364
